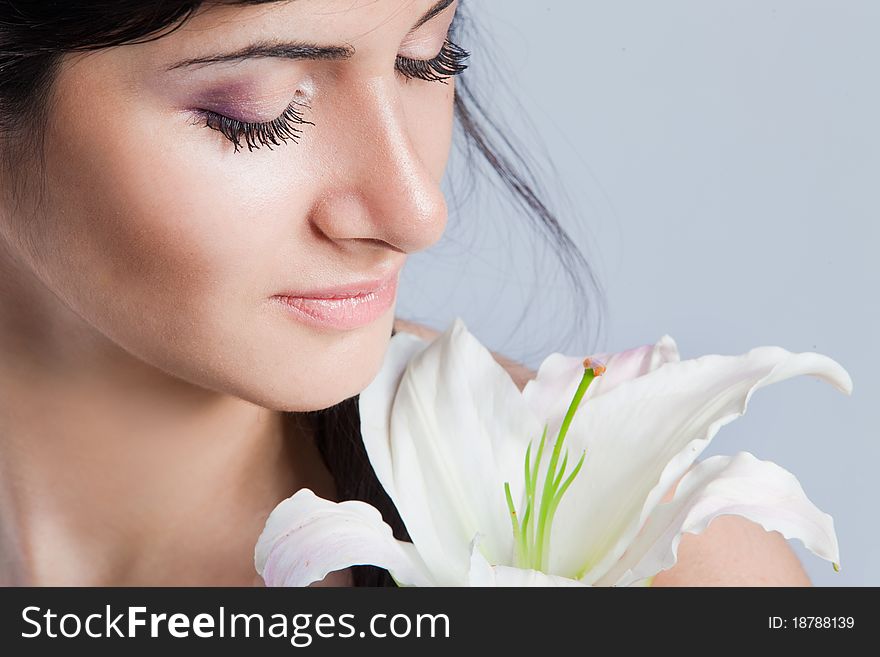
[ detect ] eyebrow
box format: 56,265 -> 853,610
166,0 -> 456,71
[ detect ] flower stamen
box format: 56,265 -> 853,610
504,358 -> 605,572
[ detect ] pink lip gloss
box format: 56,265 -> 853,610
272,275 -> 398,331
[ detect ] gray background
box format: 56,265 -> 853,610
397,1 -> 878,586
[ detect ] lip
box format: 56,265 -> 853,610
271,267 -> 401,331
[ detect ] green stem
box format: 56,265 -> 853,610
522,424 -> 548,566
539,449 -> 587,572
533,367 -> 597,570
503,361 -> 603,573
504,482 -> 526,566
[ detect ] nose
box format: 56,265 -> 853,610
307,76 -> 449,256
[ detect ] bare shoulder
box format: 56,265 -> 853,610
392,318 -> 536,391
649,471 -> 812,587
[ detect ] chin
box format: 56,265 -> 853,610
239,315 -> 395,413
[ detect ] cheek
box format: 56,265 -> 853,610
39,122 -> 278,329
36,65 -> 323,319
405,78 -> 456,181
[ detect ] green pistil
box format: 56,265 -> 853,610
504,360 -> 604,572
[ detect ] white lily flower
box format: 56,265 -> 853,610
255,318 -> 852,587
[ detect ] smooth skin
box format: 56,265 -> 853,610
0,0 -> 809,586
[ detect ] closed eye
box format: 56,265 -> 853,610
190,7 -> 469,152
395,30 -> 470,84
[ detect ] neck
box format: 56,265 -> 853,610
0,257 -> 327,585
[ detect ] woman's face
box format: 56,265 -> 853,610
0,0 -> 456,410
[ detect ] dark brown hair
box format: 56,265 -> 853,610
0,0 -> 602,585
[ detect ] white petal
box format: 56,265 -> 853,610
595,452 -> 840,587
545,344 -> 852,582
522,335 -> 680,440
356,330 -> 427,492
623,576 -> 655,587
359,317 -> 544,584
254,488 -> 435,587
467,536 -> 588,587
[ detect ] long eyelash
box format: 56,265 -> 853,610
198,37 -> 469,153
199,99 -> 314,153
395,38 -> 470,84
